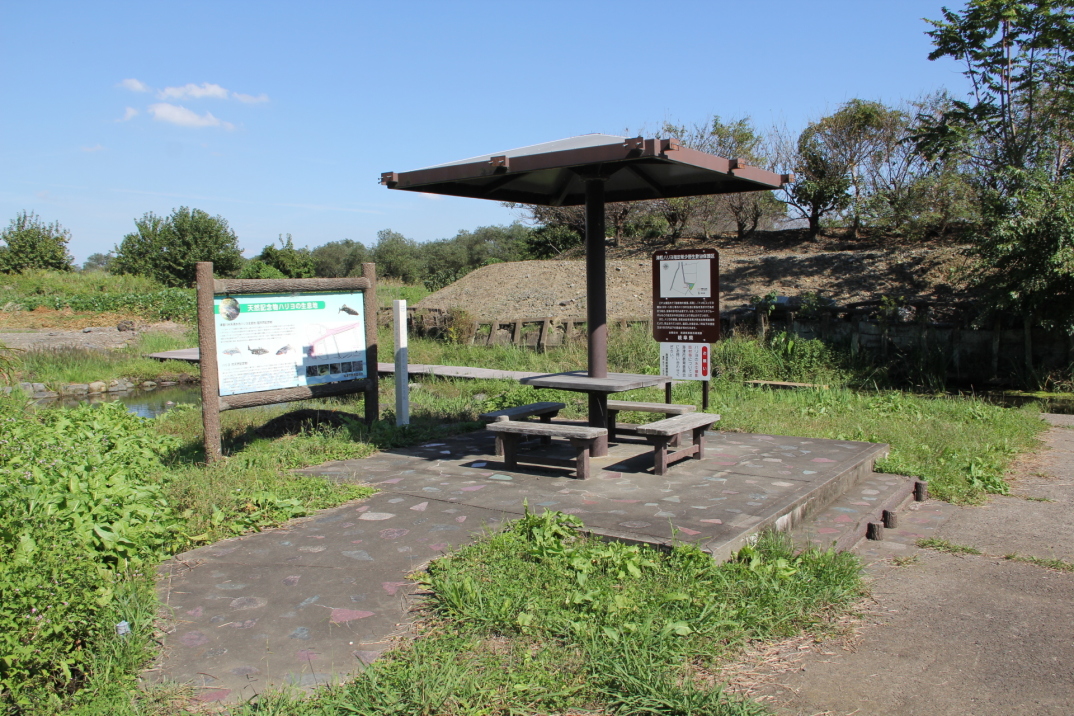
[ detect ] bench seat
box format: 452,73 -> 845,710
636,412 -> 721,475
606,400 -> 695,442
486,420 -> 607,479
480,402 -> 565,455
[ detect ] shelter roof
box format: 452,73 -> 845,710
380,134 -> 791,206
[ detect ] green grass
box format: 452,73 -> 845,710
8,330 -> 200,387
377,278 -> 430,308
916,538 -> 982,555
0,269 -> 167,297
228,512 -> 863,716
393,326 -> 1048,504
1003,553 -> 1074,572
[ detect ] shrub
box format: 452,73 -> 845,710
0,212 -> 74,274
0,399 -> 183,706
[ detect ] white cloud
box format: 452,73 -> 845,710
81,144 -> 105,152
118,107 -> 138,122
148,103 -> 234,130
158,82 -> 229,100
119,78 -> 150,92
233,92 -> 269,104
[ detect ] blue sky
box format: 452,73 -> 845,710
0,0 -> 968,264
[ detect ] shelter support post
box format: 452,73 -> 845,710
585,177 -> 609,456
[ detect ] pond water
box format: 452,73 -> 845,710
41,384 -> 203,418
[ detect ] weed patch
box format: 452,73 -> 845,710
1003,553 -> 1074,572
916,538 -> 982,555
237,510 -> 863,715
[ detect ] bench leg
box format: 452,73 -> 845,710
692,426 -> 706,460
539,412 -> 558,446
607,409 -> 619,441
649,436 -> 671,476
568,438 -> 593,479
502,433 -> 520,469
494,433 -> 504,457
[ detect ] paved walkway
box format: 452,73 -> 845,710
751,414 -> 1074,716
155,426 -> 886,703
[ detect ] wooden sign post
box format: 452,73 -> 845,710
195,261 -> 379,461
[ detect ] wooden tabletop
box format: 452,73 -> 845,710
520,371 -> 670,393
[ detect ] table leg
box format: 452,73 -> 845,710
588,392 -> 608,457
539,413 -> 554,446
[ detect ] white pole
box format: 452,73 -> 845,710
393,299 -> 409,426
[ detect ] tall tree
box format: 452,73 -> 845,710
256,234 -> 315,278
0,211 -> 74,273
773,122 -> 852,240
915,0 -> 1074,183
310,239 -> 368,278
113,207 -> 242,286
914,1 -> 1074,339
371,229 -> 424,283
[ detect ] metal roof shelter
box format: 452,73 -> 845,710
381,134 -> 790,453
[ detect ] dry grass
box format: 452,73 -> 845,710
0,308 -> 143,329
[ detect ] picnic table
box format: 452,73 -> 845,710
519,371 -> 671,456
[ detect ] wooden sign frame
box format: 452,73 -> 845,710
651,248 -> 720,343
196,261 -> 379,461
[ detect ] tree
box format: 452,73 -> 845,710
82,252 -> 114,272
973,170 -> 1074,332
0,211 -> 74,273
916,0 -> 1074,183
773,122 -> 852,239
371,229 -> 424,283
857,95 -> 978,238
914,1 -> 1074,328
113,207 -> 243,287
256,234 -> 315,278
237,260 -> 286,279
310,239 -> 368,277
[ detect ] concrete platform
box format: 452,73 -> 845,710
155,427 -> 887,701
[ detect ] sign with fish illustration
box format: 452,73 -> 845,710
212,291 -> 368,396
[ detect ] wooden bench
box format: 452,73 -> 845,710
606,400 -> 696,442
479,402 -> 565,455
636,413 -> 721,475
486,420 -> 607,479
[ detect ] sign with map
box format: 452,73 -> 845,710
652,249 -> 720,342
212,291 -> 367,396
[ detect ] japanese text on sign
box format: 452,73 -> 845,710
652,249 -> 720,343
660,342 -> 711,381
213,291 -> 367,396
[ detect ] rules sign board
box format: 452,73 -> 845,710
660,342 -> 711,381
652,248 -> 719,342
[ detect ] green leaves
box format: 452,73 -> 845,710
112,206 -> 243,287
0,211 -> 74,274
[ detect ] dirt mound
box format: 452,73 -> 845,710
416,234 -> 973,321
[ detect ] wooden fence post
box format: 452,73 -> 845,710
196,262 -> 223,462
362,262 -> 379,424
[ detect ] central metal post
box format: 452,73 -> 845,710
585,177 -> 609,456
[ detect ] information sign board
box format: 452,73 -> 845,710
660,342 -> 711,381
652,248 -> 720,342
213,291 -> 368,397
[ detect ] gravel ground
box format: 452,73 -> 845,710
417,234 -> 972,321
0,321 -> 187,351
